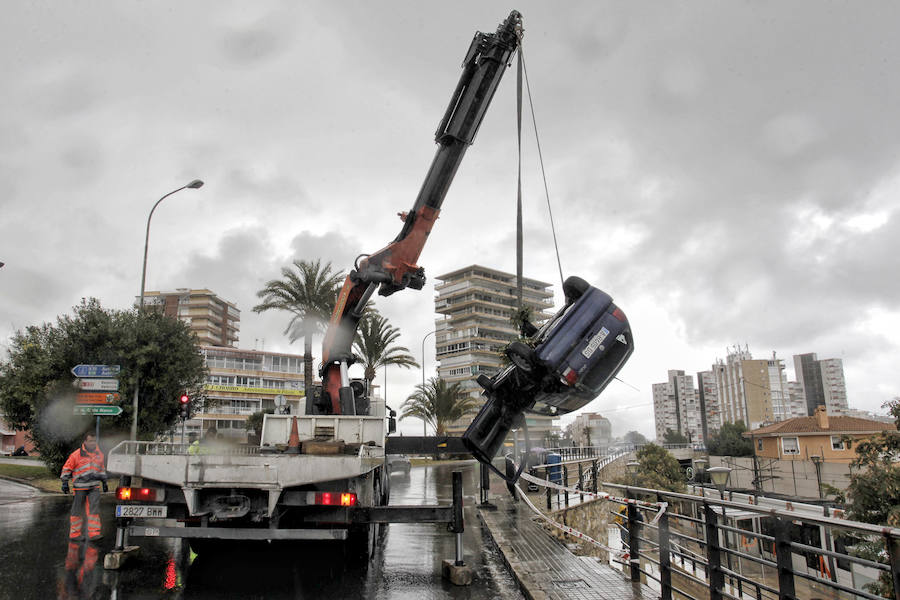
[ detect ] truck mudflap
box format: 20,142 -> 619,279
127,525 -> 348,541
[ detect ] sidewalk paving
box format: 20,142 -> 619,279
478,494 -> 654,600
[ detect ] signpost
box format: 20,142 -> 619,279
77,378 -> 119,391
71,364 -> 121,443
71,364 -> 121,378
76,392 -> 120,405
74,405 -> 124,416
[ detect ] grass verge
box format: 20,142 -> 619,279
0,463 -> 62,494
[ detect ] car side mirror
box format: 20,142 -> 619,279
388,416 -> 397,434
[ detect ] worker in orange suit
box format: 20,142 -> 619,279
60,432 -> 108,541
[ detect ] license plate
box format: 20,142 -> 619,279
115,504 -> 167,518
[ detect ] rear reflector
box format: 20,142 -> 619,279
310,491 -> 357,507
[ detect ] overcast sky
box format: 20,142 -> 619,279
2,2 -> 899,438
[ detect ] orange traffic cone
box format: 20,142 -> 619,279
286,416 -> 300,454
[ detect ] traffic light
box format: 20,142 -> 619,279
179,393 -> 191,420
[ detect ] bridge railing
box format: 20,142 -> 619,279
604,481 -> 900,600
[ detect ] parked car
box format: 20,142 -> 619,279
387,454 -> 411,475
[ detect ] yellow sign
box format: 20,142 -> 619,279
204,384 -> 304,396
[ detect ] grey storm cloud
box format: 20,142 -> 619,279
3,1 -> 900,431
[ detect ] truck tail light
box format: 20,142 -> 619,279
311,491 -> 357,507
116,486 -> 162,502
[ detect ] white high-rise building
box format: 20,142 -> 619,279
652,370 -> 703,443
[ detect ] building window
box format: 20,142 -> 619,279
757,438 -> 764,451
781,437 -> 799,455
831,435 -> 845,451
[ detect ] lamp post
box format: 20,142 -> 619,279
693,457 -> 708,483
708,466 -> 733,588
131,179 -> 204,441
810,455 -> 824,499
626,461 -> 641,486
420,329 -> 436,436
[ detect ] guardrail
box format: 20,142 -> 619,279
605,482 -> 900,600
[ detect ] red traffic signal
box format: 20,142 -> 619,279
179,394 -> 190,404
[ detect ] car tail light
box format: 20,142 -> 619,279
612,308 -> 626,321
116,486 -> 163,502
562,368 -> 578,385
310,491 -> 357,507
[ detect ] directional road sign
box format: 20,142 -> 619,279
71,364 -> 121,378
76,392 -> 120,405
74,405 -> 123,416
77,378 -> 119,392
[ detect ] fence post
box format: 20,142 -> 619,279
773,517 -> 796,600
627,492 -> 641,583
657,493 -> 672,600
704,502 -> 725,600
577,462 -> 584,503
592,460 -> 598,494
546,467 -> 552,510
564,466 -> 569,507
885,534 -> 900,600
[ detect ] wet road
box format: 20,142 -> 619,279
0,462 -> 523,600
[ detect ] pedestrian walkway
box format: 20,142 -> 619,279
478,495 -> 653,600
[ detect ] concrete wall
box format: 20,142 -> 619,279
708,455 -> 851,499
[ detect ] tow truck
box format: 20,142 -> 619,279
107,8 -> 633,565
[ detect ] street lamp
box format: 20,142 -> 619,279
708,466 -> 731,500
810,455 -> 824,499
693,457 -> 708,482
131,179 -> 204,441
420,329 -> 436,436
707,465 -> 734,587
626,461 -> 641,486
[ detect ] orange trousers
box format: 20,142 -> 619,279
69,488 -> 101,540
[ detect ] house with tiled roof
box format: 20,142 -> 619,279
744,406 -> 896,463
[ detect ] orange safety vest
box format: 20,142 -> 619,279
61,444 -> 106,490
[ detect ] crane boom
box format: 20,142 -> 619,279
317,11 -> 523,415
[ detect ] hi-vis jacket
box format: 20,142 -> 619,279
61,444 -> 106,490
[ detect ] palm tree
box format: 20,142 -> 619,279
352,311 -> 418,397
253,259 -> 344,395
400,377 -> 480,436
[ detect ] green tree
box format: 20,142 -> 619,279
0,299 -> 206,472
246,408 -> 275,437
831,398 -> 900,598
624,430 -> 648,446
400,377 -> 479,436
708,421 -> 754,456
617,443 -> 686,492
663,428 -> 689,445
253,259 -> 344,396
352,310 -> 419,394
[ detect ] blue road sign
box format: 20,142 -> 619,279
71,364 -> 121,378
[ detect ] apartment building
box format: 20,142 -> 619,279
652,370 -> 704,443
793,353 -> 849,415
570,412 -> 612,448
696,370 -> 720,441
185,345 -> 307,439
139,288 -> 240,347
433,265 -> 556,438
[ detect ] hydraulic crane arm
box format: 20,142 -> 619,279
317,11 -> 523,415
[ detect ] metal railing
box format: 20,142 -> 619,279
526,451 -> 629,510
605,482 -> 900,600
108,440 -> 261,456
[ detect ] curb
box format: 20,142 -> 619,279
477,508 -> 546,600
0,475 -> 55,494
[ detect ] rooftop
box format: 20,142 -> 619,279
747,415 -> 896,436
